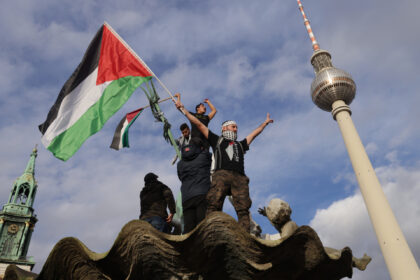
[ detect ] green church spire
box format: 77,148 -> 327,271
6,145 -> 38,211
0,146 -> 38,274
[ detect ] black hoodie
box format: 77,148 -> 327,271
177,144 -> 211,203
139,180 -> 176,220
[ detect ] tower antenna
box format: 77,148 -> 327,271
297,0 -> 320,51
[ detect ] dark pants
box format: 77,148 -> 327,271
206,169 -> 252,232
143,216 -> 170,233
183,195 -> 207,234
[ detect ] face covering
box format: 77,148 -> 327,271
221,120 -> 238,141
222,130 -> 237,141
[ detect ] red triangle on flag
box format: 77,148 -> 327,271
96,25 -> 152,85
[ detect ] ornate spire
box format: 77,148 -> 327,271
23,145 -> 37,176
6,145 -> 38,209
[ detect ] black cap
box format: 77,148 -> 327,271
144,172 -> 158,183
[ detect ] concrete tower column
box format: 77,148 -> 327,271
332,100 -> 420,279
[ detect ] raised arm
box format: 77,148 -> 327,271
204,98 -> 217,120
176,100 -> 209,139
245,113 -> 273,145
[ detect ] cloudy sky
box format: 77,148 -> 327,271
1,0 -> 419,278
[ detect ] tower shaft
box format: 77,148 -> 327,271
332,101 -> 420,279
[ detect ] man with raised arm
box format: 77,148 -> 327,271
174,93 -> 217,150
175,98 -> 273,232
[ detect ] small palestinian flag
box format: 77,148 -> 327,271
39,23 -> 152,161
110,107 -> 144,150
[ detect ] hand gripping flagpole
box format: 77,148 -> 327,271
104,22 -> 182,159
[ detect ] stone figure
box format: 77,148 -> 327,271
259,198 -> 372,270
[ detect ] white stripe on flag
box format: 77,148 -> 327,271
117,119 -> 130,149
41,68 -> 111,147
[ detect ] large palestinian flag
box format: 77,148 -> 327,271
39,23 -> 152,161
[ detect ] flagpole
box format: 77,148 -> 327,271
104,22 -> 178,103
142,96 -> 172,110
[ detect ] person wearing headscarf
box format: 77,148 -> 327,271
175,98 -> 273,232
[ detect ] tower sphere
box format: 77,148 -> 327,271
310,51 -> 356,112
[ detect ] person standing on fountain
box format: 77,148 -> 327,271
139,173 -> 176,233
174,93 -> 217,150
175,99 -> 273,232
177,138 -> 211,234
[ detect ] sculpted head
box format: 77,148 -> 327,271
266,199 -> 292,228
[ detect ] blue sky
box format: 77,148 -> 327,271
1,0 -> 419,279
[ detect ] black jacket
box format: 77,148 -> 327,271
177,146 -> 211,203
139,180 -> 176,220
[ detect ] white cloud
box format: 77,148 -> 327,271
310,162 -> 420,280
364,142 -> 378,156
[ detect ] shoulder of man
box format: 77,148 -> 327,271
238,138 -> 249,152
160,182 -> 174,193
207,130 -> 220,146
157,180 -> 168,188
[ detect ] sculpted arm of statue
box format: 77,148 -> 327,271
280,221 -> 298,239
245,113 -> 273,145
258,207 -> 267,217
204,98 -> 217,120
176,100 -> 209,139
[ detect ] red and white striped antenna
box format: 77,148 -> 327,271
296,0 -> 320,51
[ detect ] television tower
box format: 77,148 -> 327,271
296,1 -> 420,279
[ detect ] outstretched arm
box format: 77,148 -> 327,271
204,98 -> 217,120
258,207 -> 267,217
176,100 -> 209,139
245,113 -> 273,145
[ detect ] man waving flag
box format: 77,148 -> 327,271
39,23 -> 152,161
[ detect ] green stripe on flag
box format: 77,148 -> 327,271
48,76 -> 151,161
